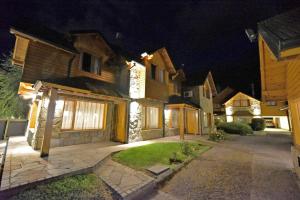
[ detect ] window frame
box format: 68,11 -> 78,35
151,64 -> 157,80
80,52 -> 102,76
141,105 -> 161,130
61,98 -> 107,131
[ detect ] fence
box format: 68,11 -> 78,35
0,119 -> 28,139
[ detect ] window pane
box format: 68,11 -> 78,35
159,69 -> 164,83
147,107 -> 159,128
74,101 -> 85,129
62,100 -> 74,129
151,64 -> 156,80
82,53 -> 92,72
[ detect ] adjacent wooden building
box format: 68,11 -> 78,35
258,8 -> 300,178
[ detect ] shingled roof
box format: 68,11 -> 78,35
258,8 -> 300,58
10,21 -> 77,53
41,76 -> 128,98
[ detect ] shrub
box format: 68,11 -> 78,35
180,141 -> 193,156
208,130 -> 225,142
217,122 -> 253,135
251,118 -> 266,131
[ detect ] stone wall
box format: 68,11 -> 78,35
165,128 -> 179,136
128,100 -> 165,142
30,94 -> 115,149
128,101 -> 143,142
141,129 -> 163,140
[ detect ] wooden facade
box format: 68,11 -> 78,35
258,9 -> 300,178
224,92 -> 261,123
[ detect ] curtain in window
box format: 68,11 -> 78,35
61,100 -> 74,129
203,112 -> 208,127
147,107 -> 159,128
73,101 -> 105,130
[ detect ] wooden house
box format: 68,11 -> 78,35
10,23 -> 130,156
183,71 -> 217,134
213,87 -> 236,120
127,48 -> 189,141
223,92 -> 261,123
258,8 -> 300,177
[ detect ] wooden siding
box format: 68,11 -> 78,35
70,34 -> 117,83
261,101 -> 287,116
168,79 -> 181,96
287,54 -> 300,100
144,51 -> 170,101
259,35 -> 288,101
22,40 -> 73,83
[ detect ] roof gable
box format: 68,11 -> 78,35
224,92 -> 260,105
151,47 -> 176,74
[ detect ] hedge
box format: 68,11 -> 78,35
217,122 -> 253,135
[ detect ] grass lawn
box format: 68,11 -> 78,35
112,142 -> 210,169
9,174 -> 114,200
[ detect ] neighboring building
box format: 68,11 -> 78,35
257,8 -> 300,177
183,71 -> 217,134
10,23 -> 130,156
224,92 -> 261,123
213,86 -> 236,121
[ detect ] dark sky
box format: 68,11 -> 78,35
1,0 -> 300,98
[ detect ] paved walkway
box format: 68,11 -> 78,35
95,159 -> 154,199
0,134 -> 203,191
149,130 -> 300,200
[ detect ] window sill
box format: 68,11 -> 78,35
60,129 -> 105,133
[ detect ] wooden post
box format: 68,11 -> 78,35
179,107 -> 184,140
40,88 -> 57,157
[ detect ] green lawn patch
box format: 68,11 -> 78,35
112,142 -> 210,169
9,174 -> 114,200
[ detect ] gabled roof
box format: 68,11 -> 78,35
224,91 -> 260,105
184,70 -> 217,96
40,76 -> 128,98
213,87 -> 236,104
258,8 -> 300,58
168,95 -> 201,109
10,21 -> 77,54
151,47 -> 177,74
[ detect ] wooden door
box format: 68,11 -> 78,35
115,102 -> 127,143
186,109 -> 199,134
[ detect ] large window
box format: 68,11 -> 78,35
142,106 -> 160,129
81,52 -> 101,75
61,100 -> 106,130
233,100 -> 249,107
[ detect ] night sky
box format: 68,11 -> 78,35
1,0 -> 300,98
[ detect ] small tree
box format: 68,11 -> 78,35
0,53 -> 27,119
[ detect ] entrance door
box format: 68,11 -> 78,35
186,109 -> 199,134
115,102 -> 127,143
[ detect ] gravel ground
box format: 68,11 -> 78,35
149,132 -> 300,200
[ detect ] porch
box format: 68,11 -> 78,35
0,134 -> 206,191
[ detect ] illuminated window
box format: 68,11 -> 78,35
241,100 -> 250,107
266,101 -> 277,106
61,100 -> 106,130
61,100 -> 75,129
81,52 -> 101,75
233,100 -> 241,107
168,109 -> 179,128
142,106 -> 160,129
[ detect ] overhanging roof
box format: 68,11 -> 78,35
258,8 -> 300,58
